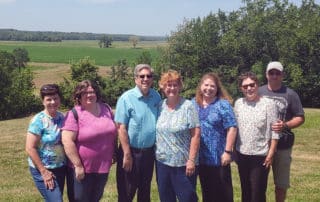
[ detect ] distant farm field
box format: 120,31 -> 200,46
0,40 -> 167,66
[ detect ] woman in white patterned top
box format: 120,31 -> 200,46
155,69 -> 200,202
234,72 -> 279,202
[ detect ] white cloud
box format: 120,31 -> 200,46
0,0 -> 16,4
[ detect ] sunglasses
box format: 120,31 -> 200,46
138,74 -> 153,79
242,83 -> 256,90
40,84 -> 59,93
268,71 -> 282,76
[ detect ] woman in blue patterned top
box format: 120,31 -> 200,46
192,73 -> 237,202
26,84 -> 66,202
155,70 -> 200,202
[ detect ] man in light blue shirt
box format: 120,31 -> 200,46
115,64 -> 161,202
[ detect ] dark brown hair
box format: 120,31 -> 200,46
238,71 -> 259,88
73,80 -> 102,105
195,72 -> 233,105
40,84 -> 61,100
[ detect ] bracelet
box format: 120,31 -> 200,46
188,159 -> 195,163
224,150 -> 232,155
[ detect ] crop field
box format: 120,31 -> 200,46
0,109 -> 319,201
0,40 -> 167,66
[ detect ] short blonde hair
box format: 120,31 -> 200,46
158,69 -> 183,91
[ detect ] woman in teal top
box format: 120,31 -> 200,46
26,84 -> 66,202
155,70 -> 200,202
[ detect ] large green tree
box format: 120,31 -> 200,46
159,0 -> 320,106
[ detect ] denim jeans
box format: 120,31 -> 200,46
29,166 -> 66,202
66,167 -> 109,202
156,161 -> 198,202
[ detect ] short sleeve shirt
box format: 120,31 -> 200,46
27,111 -> 66,169
192,98 -> 237,166
115,86 -> 161,148
258,85 -> 304,121
156,98 -> 200,167
62,103 -> 117,173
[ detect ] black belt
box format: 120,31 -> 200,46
130,146 -> 154,153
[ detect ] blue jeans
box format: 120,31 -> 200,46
156,161 -> 198,202
29,166 -> 66,202
66,167 -> 109,202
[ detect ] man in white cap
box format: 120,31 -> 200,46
259,61 -> 305,202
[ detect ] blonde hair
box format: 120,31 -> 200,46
158,69 -> 183,91
195,72 -> 233,105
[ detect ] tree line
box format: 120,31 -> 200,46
159,0 -> 320,107
0,0 -> 319,120
0,29 -> 166,42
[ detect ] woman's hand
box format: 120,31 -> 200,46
221,152 -> 232,166
263,155 -> 273,168
40,168 -> 55,190
75,165 -> 85,181
186,159 -> 196,176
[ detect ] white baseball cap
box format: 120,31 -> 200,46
266,61 -> 284,72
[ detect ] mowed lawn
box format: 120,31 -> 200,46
0,40 -> 167,66
0,109 -> 319,201
1,40 -> 319,201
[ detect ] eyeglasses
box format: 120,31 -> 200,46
40,84 -> 59,93
242,83 -> 256,89
268,71 -> 282,76
138,74 -> 153,79
81,91 -> 96,96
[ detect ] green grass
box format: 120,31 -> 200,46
0,109 -> 319,201
0,40 -> 167,66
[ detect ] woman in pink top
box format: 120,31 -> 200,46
62,80 -> 117,202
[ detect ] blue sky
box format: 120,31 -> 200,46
0,0 -> 317,36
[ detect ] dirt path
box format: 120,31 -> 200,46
30,62 -> 110,88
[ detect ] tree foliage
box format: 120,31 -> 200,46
13,48 -> 30,71
0,29 -> 166,41
129,36 -> 140,48
59,57 -> 106,109
0,50 -> 39,120
98,35 -> 113,48
158,0 -> 320,107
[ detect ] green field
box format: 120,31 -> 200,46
0,40 -> 167,66
0,109 -> 319,201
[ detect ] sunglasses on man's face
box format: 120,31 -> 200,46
268,71 -> 282,76
138,74 -> 153,79
241,83 -> 256,90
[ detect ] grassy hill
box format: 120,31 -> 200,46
0,109 -> 319,201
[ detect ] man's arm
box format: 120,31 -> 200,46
118,123 -> 133,172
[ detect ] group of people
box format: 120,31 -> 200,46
26,61 -> 304,202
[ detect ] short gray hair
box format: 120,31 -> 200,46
134,64 -> 154,77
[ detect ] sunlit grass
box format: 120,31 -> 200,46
0,109 -> 319,201
0,40 -> 167,66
